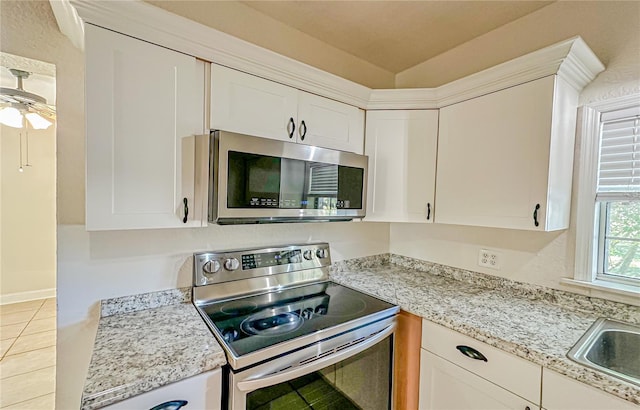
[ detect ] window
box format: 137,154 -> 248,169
573,95 -> 640,293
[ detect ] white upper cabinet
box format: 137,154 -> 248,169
211,64 -> 365,154
297,91 -> 364,153
210,64 -> 298,142
435,75 -> 579,231
364,110 -> 438,223
85,24 -> 206,230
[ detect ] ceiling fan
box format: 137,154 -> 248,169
0,68 -> 56,129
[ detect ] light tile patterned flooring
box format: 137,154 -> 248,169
0,298 -> 56,409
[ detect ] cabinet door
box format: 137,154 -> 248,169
102,369 -> 221,410
364,110 -> 438,222
211,64 -> 298,142
435,76 -> 557,230
542,369 -> 638,410
419,350 -> 537,410
297,91 -> 365,154
85,24 -> 204,230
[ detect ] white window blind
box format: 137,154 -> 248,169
308,164 -> 338,195
597,106 -> 640,198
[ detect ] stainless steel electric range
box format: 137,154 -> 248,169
193,243 -> 398,410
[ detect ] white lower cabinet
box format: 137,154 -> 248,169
419,321 -> 541,410
364,110 -> 438,223
542,369 -> 638,410
102,369 -> 221,410
419,350 -> 538,410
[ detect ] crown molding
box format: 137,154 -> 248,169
54,1 -> 604,111
434,36 -> 605,108
64,0 -> 372,108
367,88 -> 439,110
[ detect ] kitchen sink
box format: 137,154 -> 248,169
567,318 -> 640,387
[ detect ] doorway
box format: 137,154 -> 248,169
0,53 -> 57,409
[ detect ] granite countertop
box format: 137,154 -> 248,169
331,254 -> 640,406
81,256 -> 639,409
81,290 -> 227,410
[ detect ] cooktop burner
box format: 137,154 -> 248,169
193,243 -> 399,370
199,281 -> 394,357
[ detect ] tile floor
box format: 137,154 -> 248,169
0,298 -> 56,409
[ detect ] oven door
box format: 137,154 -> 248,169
228,318 -> 395,410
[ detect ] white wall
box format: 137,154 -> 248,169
1,122 -> 57,303
57,222 -> 389,328
0,59 -> 57,304
390,1 -> 640,307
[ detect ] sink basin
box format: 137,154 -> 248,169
568,318 -> 640,386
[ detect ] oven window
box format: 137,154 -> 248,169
227,151 -> 364,210
245,336 -> 391,410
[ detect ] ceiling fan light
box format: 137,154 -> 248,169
0,107 -> 24,128
25,112 -> 52,130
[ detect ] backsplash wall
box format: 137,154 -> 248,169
57,222 -> 389,327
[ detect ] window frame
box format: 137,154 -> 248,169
573,94 -> 640,291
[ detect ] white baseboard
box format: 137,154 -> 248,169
0,288 -> 57,305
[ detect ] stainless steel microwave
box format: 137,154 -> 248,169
208,131 -> 368,224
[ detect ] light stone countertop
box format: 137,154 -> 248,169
81,297 -> 226,410
331,254 -> 640,406
81,255 -> 640,409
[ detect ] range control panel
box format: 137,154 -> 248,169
194,243 -> 331,287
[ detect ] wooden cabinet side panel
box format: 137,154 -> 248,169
394,310 -> 422,410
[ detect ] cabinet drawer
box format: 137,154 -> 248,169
101,369 -> 222,409
422,320 -> 541,404
542,368 -> 638,410
420,349 -> 538,410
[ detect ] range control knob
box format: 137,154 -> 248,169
224,257 -> 240,271
301,308 -> 314,320
203,260 -> 221,275
316,248 -> 329,259
303,250 -> 314,260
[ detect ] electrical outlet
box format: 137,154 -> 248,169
478,249 -> 501,270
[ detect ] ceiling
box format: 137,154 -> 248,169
241,1 -> 553,73
0,53 -> 56,105
152,1 -> 553,74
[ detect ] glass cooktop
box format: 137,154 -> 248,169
199,281 -> 397,358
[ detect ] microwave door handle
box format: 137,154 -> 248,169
236,323 -> 395,392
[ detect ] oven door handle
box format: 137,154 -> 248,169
236,323 -> 395,392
